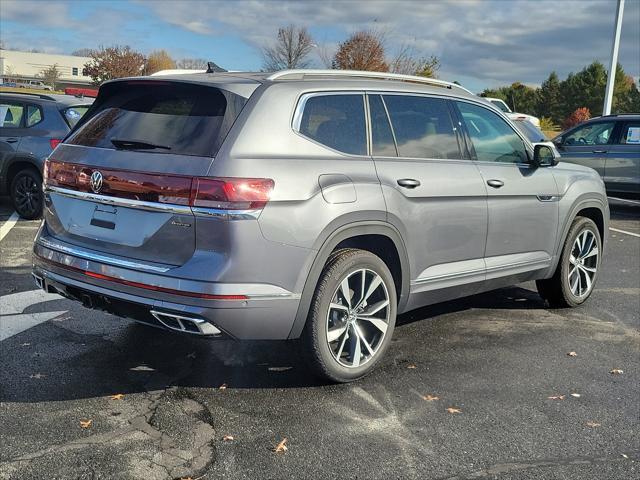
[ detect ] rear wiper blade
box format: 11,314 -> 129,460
111,138 -> 171,150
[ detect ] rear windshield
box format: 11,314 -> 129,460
66,81 -> 246,157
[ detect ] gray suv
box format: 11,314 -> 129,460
32,70 -> 609,382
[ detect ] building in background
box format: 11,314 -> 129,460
0,50 -> 93,89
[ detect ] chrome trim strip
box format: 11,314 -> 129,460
191,207 -> 261,220
46,186 -> 192,215
537,194 -> 560,202
485,258 -> 550,273
37,236 -> 172,273
413,267 -> 485,285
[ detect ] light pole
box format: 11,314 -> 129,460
603,0 -> 625,115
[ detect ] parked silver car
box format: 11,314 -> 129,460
32,70 -> 609,382
553,114 -> 640,198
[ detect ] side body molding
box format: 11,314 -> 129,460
287,221 -> 410,339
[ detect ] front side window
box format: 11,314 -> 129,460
619,122 -> 640,145
26,105 -> 43,127
0,102 -> 24,128
297,94 -> 366,155
564,122 -> 615,146
457,101 -> 528,164
383,95 -> 461,159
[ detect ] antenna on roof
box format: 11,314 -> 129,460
206,62 -> 227,73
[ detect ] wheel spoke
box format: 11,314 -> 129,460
359,299 -> 389,316
569,269 -> 579,295
330,302 -> 349,312
340,277 -> 352,309
581,265 -> 597,273
358,275 -> 382,308
569,255 -> 578,266
356,315 -> 388,334
327,324 -> 348,343
582,246 -> 598,260
335,328 -> 350,359
353,324 -> 375,356
577,268 -> 583,295
349,325 -> 361,367
581,233 -> 594,257
579,266 -> 592,293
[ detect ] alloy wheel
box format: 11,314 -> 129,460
568,229 -> 598,297
326,268 -> 390,368
14,174 -> 42,218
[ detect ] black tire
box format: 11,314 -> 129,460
536,217 -> 601,308
301,248 -> 397,383
10,169 -> 43,220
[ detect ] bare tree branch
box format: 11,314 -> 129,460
262,25 -> 314,71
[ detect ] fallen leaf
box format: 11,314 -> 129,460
273,437 -> 288,453
406,364 -> 417,369
570,393 -> 581,398
219,383 -> 228,390
130,365 -> 155,372
21,342 -> 31,347
446,407 -> 462,414
621,454 -> 629,459
610,369 -> 624,375
586,421 -> 601,427
268,366 -> 293,372
547,395 -> 566,400
422,395 -> 439,401
567,351 -> 577,357
110,394 -> 124,400
223,435 -> 234,442
186,352 -> 196,359
29,373 -> 45,379
79,419 -> 92,429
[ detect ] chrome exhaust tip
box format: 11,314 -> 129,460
150,310 -> 221,336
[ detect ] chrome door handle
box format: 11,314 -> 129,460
592,150 -> 607,154
397,178 -> 421,189
487,179 -> 504,188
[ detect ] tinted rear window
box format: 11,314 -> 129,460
67,82 -> 246,157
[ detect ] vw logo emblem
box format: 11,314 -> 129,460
90,171 -> 103,193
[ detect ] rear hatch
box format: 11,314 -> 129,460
42,79 -> 249,266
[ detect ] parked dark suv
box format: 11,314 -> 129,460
0,92 -> 93,218
33,70 -> 609,382
553,114 -> 640,198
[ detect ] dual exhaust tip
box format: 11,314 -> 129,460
150,310 -> 222,336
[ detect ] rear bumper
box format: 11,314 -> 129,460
32,245 -> 301,340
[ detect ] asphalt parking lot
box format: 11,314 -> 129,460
0,197 -> 638,480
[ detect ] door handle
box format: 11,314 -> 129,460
5,138 -> 18,143
487,179 -> 504,188
397,178 -> 421,189
592,150 -> 607,154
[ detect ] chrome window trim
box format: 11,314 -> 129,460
36,236 -> 173,273
46,186 -> 193,215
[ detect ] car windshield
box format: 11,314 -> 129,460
513,119 -> 546,142
490,99 -> 511,113
62,105 -> 90,128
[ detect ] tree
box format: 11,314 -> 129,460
144,50 -> 176,75
390,45 -> 440,78
535,72 -> 563,124
563,107 -> 591,130
333,30 -> 388,72
481,82 -> 537,114
83,45 -> 145,85
176,58 -> 209,69
71,48 -> 93,57
40,64 -> 61,90
262,25 -> 314,71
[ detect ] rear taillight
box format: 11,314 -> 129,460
190,177 -> 274,210
44,160 -> 274,211
50,139 -> 62,150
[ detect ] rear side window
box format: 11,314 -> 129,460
297,94 -> 366,155
564,121 -> 615,146
457,101 -> 528,164
383,95 -> 461,160
67,82 -> 246,157
26,105 -> 43,127
0,102 -> 24,128
619,122 -> 640,145
369,95 -> 397,157
62,105 -> 90,128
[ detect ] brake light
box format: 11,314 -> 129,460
50,139 -> 62,150
190,177 -> 274,210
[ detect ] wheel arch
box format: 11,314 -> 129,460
5,157 -> 42,192
287,221 -> 410,339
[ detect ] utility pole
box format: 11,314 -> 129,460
603,0 -> 625,115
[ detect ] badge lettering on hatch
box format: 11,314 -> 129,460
171,220 -> 192,228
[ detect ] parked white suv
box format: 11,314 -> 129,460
17,80 -> 53,91
485,97 -> 540,127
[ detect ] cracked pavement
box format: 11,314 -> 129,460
0,199 -> 638,479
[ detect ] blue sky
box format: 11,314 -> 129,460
1,0 -> 638,93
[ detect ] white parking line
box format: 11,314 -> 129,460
610,227 -> 640,238
608,197 -> 640,206
0,211 -> 19,242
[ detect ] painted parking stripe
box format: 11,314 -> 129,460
0,289 -> 67,341
608,197 -> 640,206
0,211 -> 19,242
610,227 -> 640,238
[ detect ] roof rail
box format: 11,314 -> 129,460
266,69 -> 474,95
0,91 -> 57,101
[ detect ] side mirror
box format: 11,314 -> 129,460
532,142 -> 560,167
